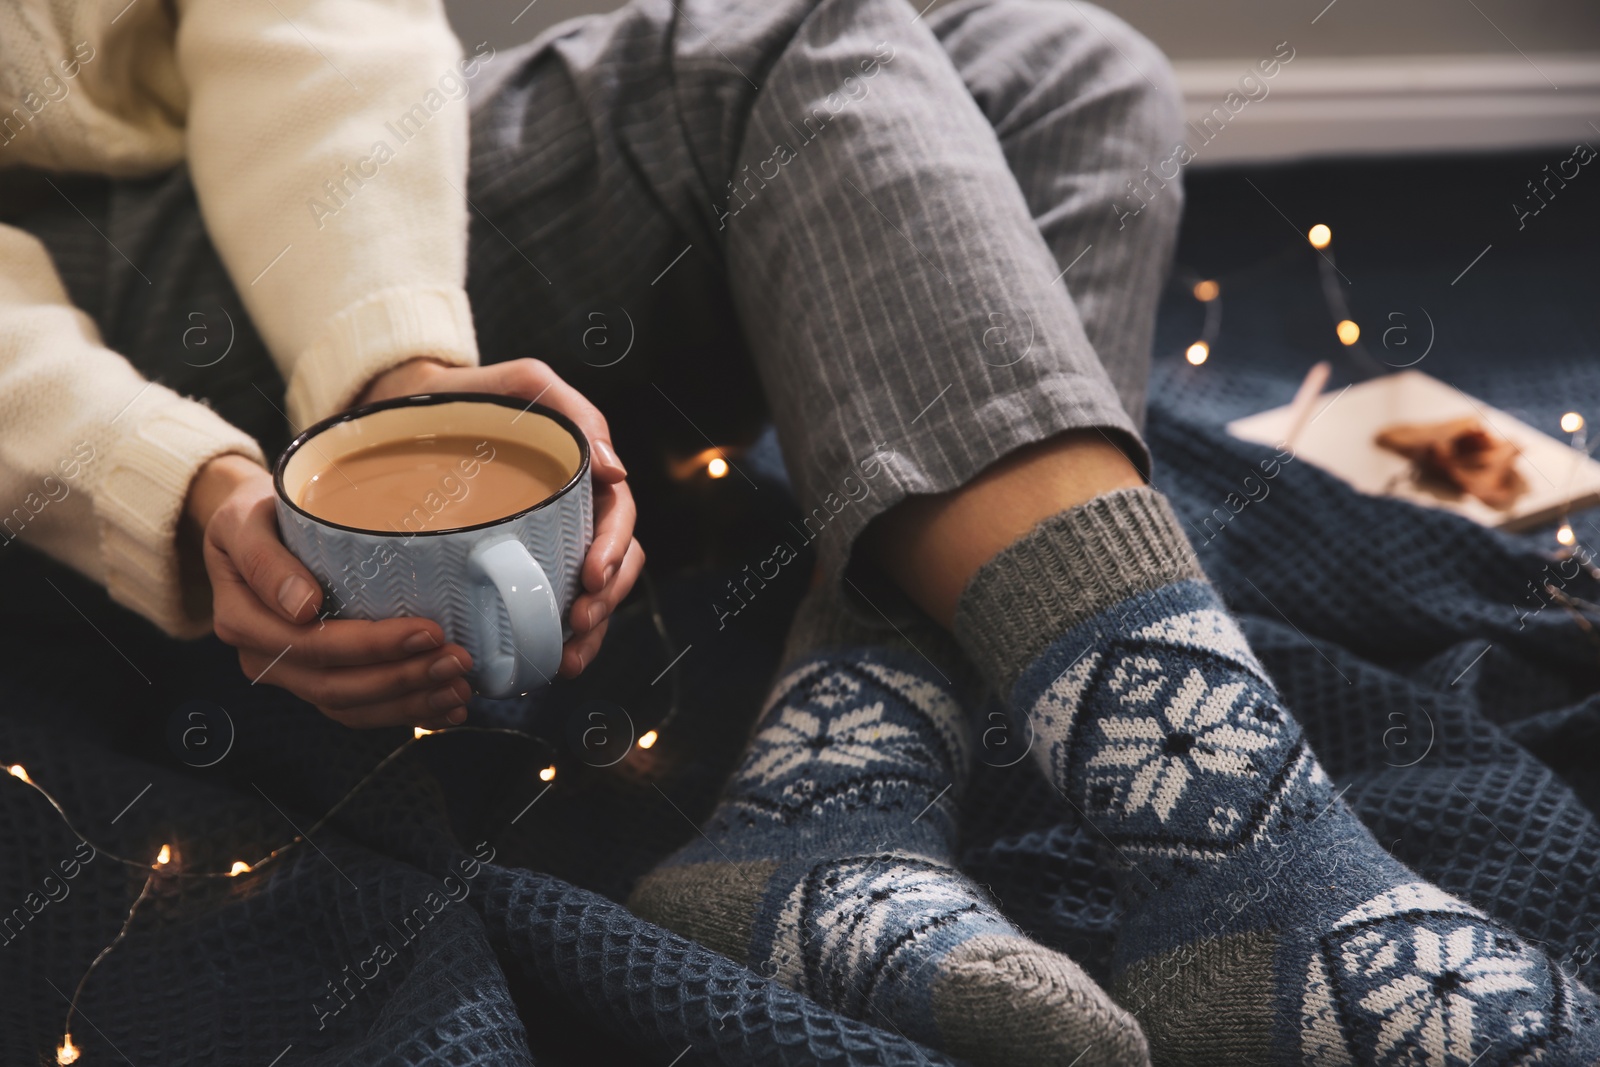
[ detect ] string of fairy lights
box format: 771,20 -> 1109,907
1175,221 -> 1594,551
1178,221 -> 1369,369
8,727 -> 561,1065
12,221 -> 1592,1067
9,560 -> 694,1065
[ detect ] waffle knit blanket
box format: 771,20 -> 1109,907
3,357 -> 1597,1064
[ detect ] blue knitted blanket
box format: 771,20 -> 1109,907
4,354 -> 1598,1066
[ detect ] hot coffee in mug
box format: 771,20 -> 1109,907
274,393 -> 593,697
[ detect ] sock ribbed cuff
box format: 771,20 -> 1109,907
781,580 -> 972,685
953,486 -> 1205,696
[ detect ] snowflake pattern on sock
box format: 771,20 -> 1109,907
768,853 -> 1001,1013
1091,654 -> 1283,823
1036,625 -> 1306,857
631,647 -> 1149,1065
1303,884 -> 1567,1066
740,660 -> 993,1010
721,659 -> 967,828
1016,581 -> 1600,1065
746,700 -> 920,785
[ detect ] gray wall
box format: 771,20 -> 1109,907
444,0 -> 1600,61
1086,0 -> 1598,60
445,0 -> 608,52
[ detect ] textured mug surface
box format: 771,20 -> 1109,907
273,394 -> 593,696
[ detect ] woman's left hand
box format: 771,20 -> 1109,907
359,357 -> 643,677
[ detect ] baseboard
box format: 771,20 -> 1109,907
1173,52 -> 1600,165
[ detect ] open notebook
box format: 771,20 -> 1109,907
1226,370 -> 1600,531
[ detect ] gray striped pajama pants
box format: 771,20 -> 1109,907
7,0 -> 1184,615
467,0 -> 1184,599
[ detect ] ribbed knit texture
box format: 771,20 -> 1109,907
630,632 -> 1150,1067
2,0 -> 1596,1060
0,0 -> 481,637
95,407 -> 268,638
4,0 -> 1182,648
0,0 -> 480,432
285,285 -> 480,431
781,580 -> 980,698
954,486 -> 1205,694
0,228 -> 267,637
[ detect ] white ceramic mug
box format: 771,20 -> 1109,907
273,393 -> 593,697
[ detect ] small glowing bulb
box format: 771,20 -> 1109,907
637,730 -> 658,750
1336,319 -> 1360,346
155,844 -> 171,867
57,1035 -> 80,1065
1562,412 -> 1585,434
538,765 -> 556,782
1192,279 -> 1220,302
1558,524 -> 1576,546
707,457 -> 729,479
414,726 -> 434,739
1185,341 -> 1209,366
8,764 -> 30,784
1308,224 -> 1332,249
229,861 -> 251,877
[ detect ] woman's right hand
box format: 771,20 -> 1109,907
185,453 -> 475,730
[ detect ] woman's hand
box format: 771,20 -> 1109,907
357,357 -> 643,676
186,453 -> 475,729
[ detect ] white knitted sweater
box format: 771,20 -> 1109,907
0,0 -> 487,637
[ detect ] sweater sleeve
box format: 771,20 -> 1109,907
174,0 -> 482,431
0,224 -> 267,638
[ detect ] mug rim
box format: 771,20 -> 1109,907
273,392 -> 591,538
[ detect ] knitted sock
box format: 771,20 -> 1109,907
956,486 -> 1600,1065
629,586 -> 1149,1067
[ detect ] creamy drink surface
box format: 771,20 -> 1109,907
297,434 -> 570,532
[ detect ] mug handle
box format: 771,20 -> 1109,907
467,537 -> 564,697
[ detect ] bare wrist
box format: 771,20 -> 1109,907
357,356 -> 454,406
184,453 -> 266,533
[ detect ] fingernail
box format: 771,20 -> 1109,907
430,687 -> 464,712
587,601 -> 610,629
429,654 -> 466,682
447,706 -> 468,724
277,576 -> 315,619
402,631 -> 440,654
595,440 -> 626,476
603,564 -> 617,587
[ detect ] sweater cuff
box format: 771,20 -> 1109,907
285,284 -> 479,430
95,395 -> 268,639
